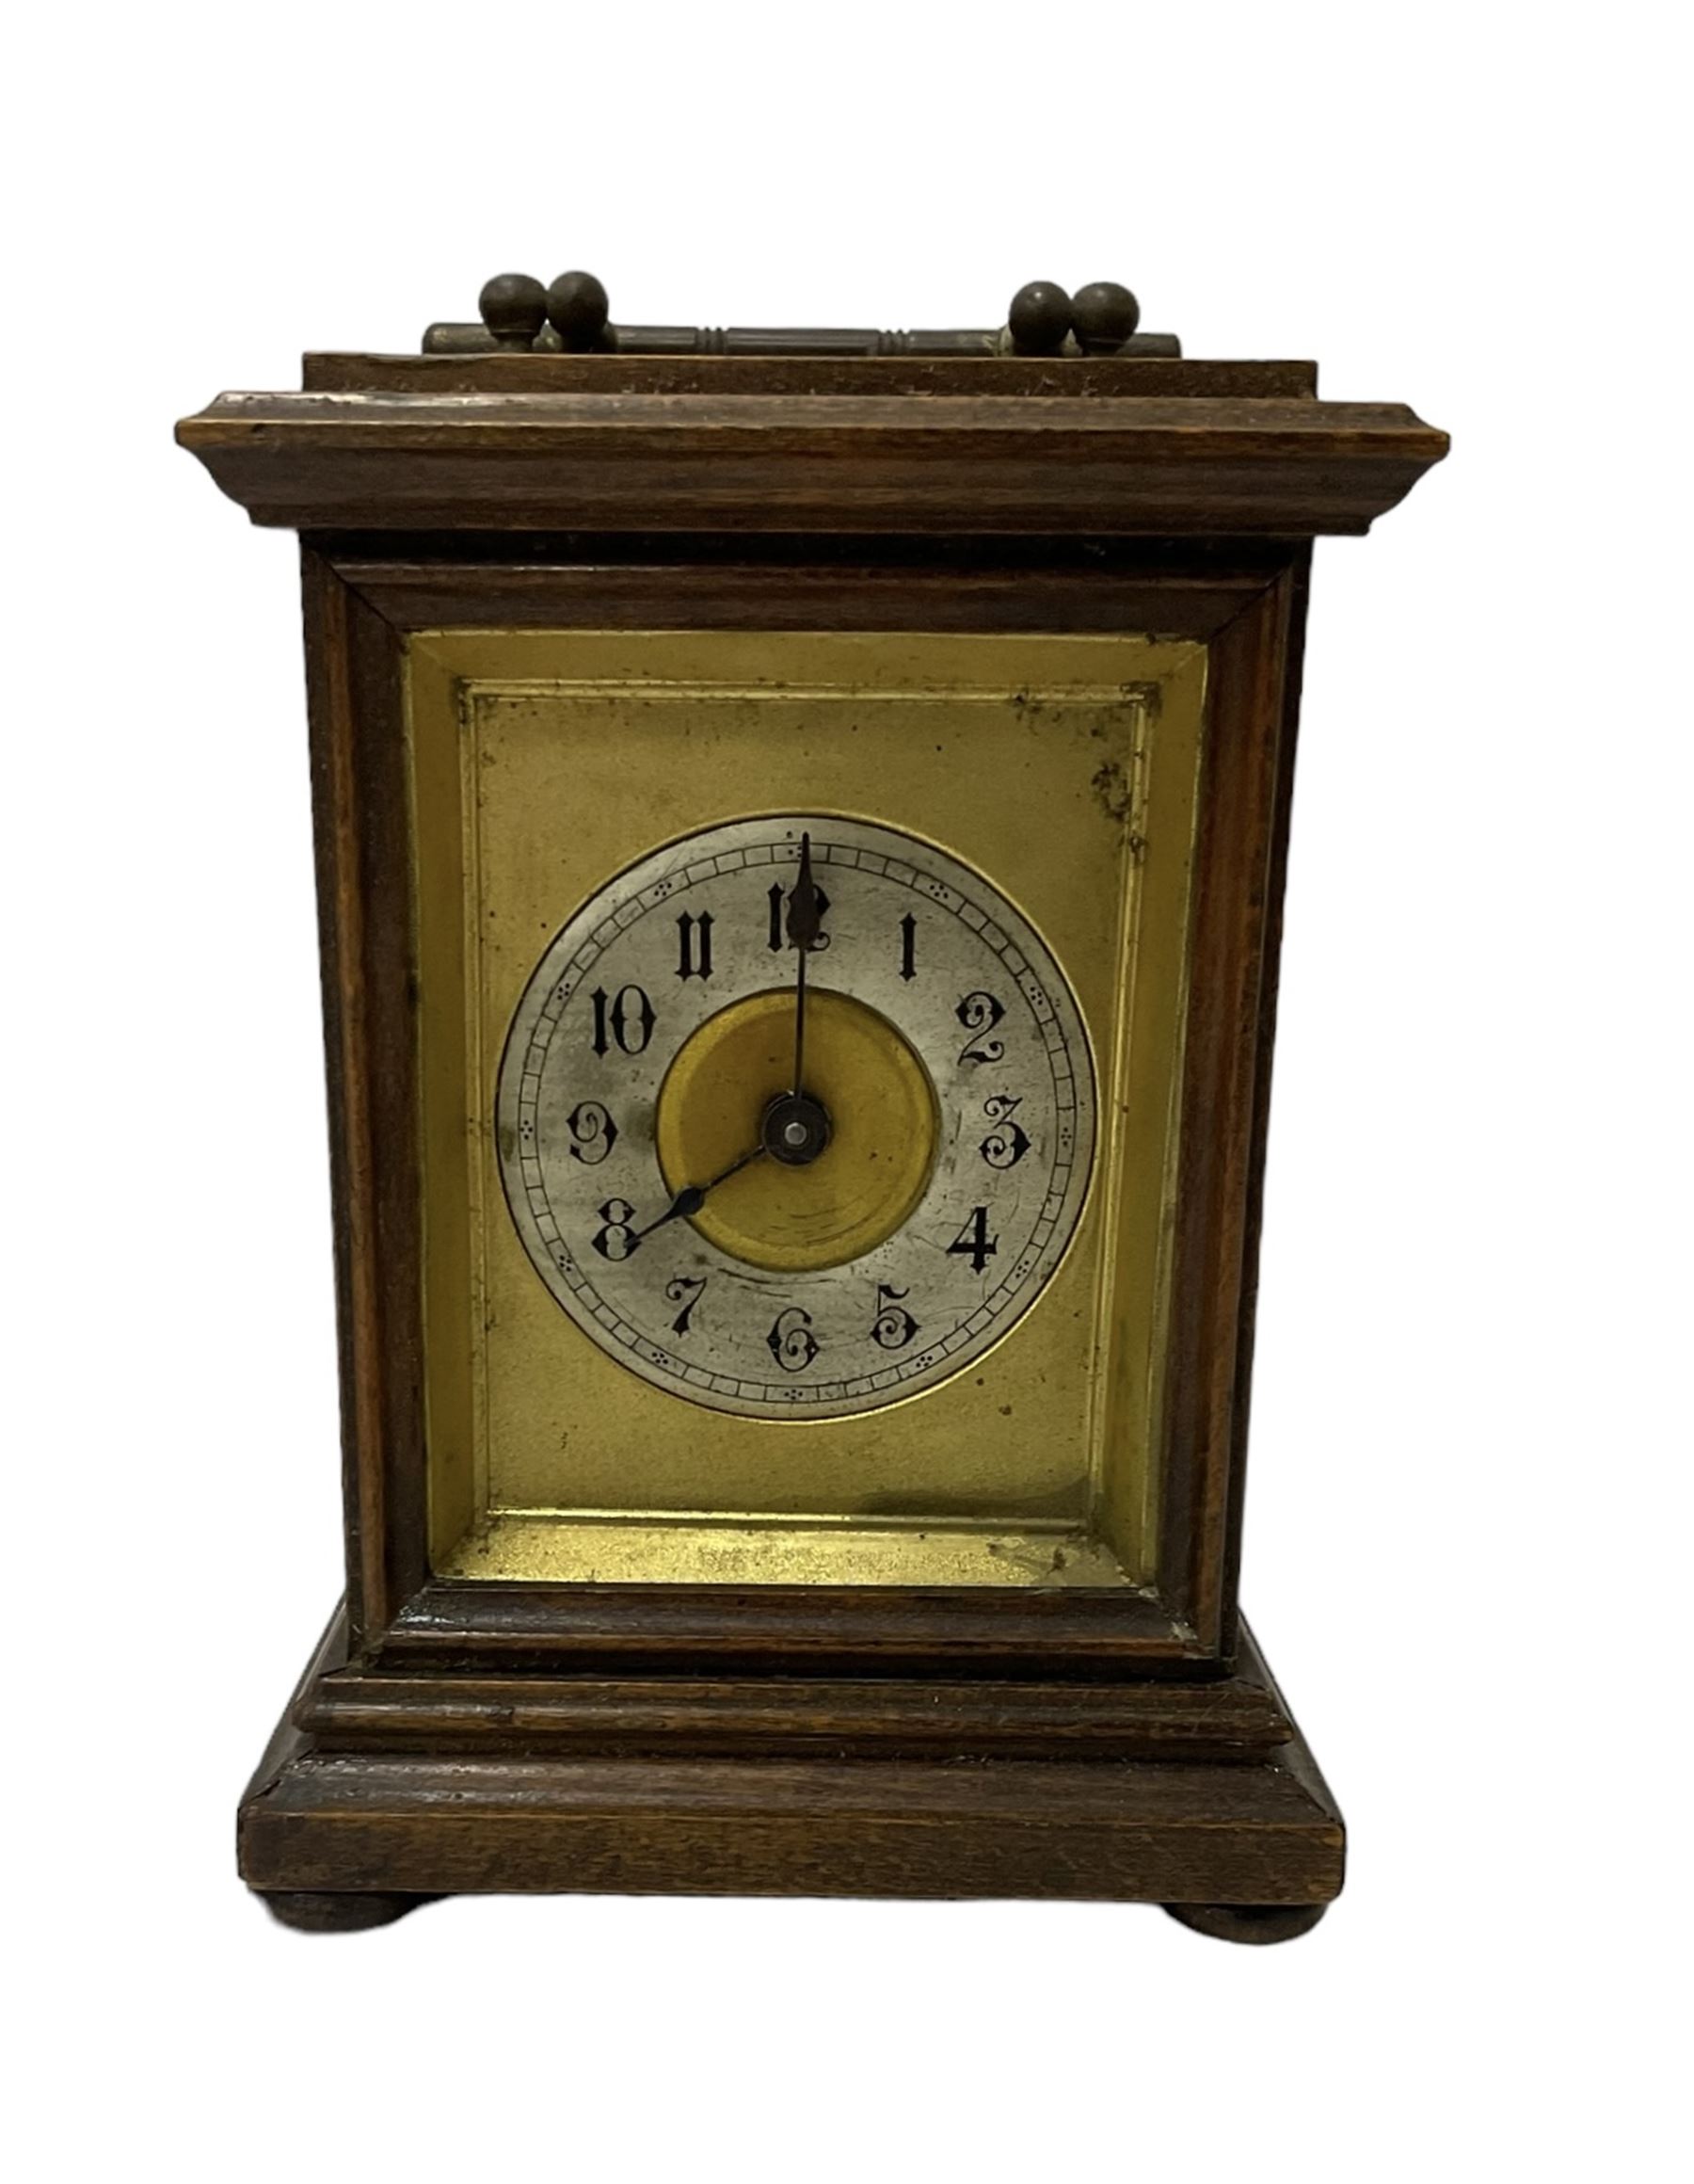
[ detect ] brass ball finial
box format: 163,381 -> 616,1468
547,270 -> 611,352
1072,281 -> 1142,355
1007,281 -> 1074,357
478,273 -> 548,351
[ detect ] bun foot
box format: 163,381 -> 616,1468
1163,1900 -> 1328,1945
256,1888 -> 438,1933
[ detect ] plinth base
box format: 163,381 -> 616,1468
239,1604 -> 1342,1939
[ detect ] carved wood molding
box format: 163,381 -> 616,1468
179,381 -> 1447,537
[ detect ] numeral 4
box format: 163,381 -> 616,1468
947,1205 -> 999,1275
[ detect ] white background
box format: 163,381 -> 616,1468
8,4 -> 1687,2177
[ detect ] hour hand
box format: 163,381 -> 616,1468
633,1144 -> 765,1242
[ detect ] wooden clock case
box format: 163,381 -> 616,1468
179,330 -> 1446,1937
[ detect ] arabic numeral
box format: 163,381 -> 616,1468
664,1274 -> 708,1336
871,1282 -> 919,1351
766,1306 -> 821,1373
946,1204 -> 999,1275
955,990 -> 1005,1066
566,1100 -> 618,1164
767,876 -> 831,950
898,912 -> 917,982
979,1093 -> 1031,1170
590,1197 -> 641,1261
676,911 -> 714,981
590,984 -> 655,1057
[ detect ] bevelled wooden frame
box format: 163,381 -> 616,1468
179,353 -> 1446,1931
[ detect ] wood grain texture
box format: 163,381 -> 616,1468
373,1578 -> 1203,1678
330,539 -> 1282,640
242,1613 -> 1342,1907
298,1661 -> 1293,1759
242,1753 -> 1341,1905
1157,572 -> 1302,1650
300,554 -> 427,1637
178,386 -> 1446,537
1216,548 -> 1314,1656
304,352 -> 1319,399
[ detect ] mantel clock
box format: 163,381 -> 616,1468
179,269 -> 1446,1938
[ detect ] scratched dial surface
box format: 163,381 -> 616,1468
496,815 -> 1096,1421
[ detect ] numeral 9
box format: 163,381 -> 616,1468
566,1100 -> 618,1164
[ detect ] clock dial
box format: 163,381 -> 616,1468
496,815 -> 1096,1420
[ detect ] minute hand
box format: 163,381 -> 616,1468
786,830 -> 824,1096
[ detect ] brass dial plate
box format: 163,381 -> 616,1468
408,628 -> 1208,1587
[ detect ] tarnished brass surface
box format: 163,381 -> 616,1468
441,1514 -> 1136,1589
654,988 -> 937,1274
408,630 -> 1207,1586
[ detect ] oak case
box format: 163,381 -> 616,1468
178,342 -> 1446,1930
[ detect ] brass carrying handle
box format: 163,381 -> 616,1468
423,272 -> 1177,360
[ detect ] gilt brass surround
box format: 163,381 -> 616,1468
408,630 -> 1207,1588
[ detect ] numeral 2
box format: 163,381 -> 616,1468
955,990 -> 1005,1065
